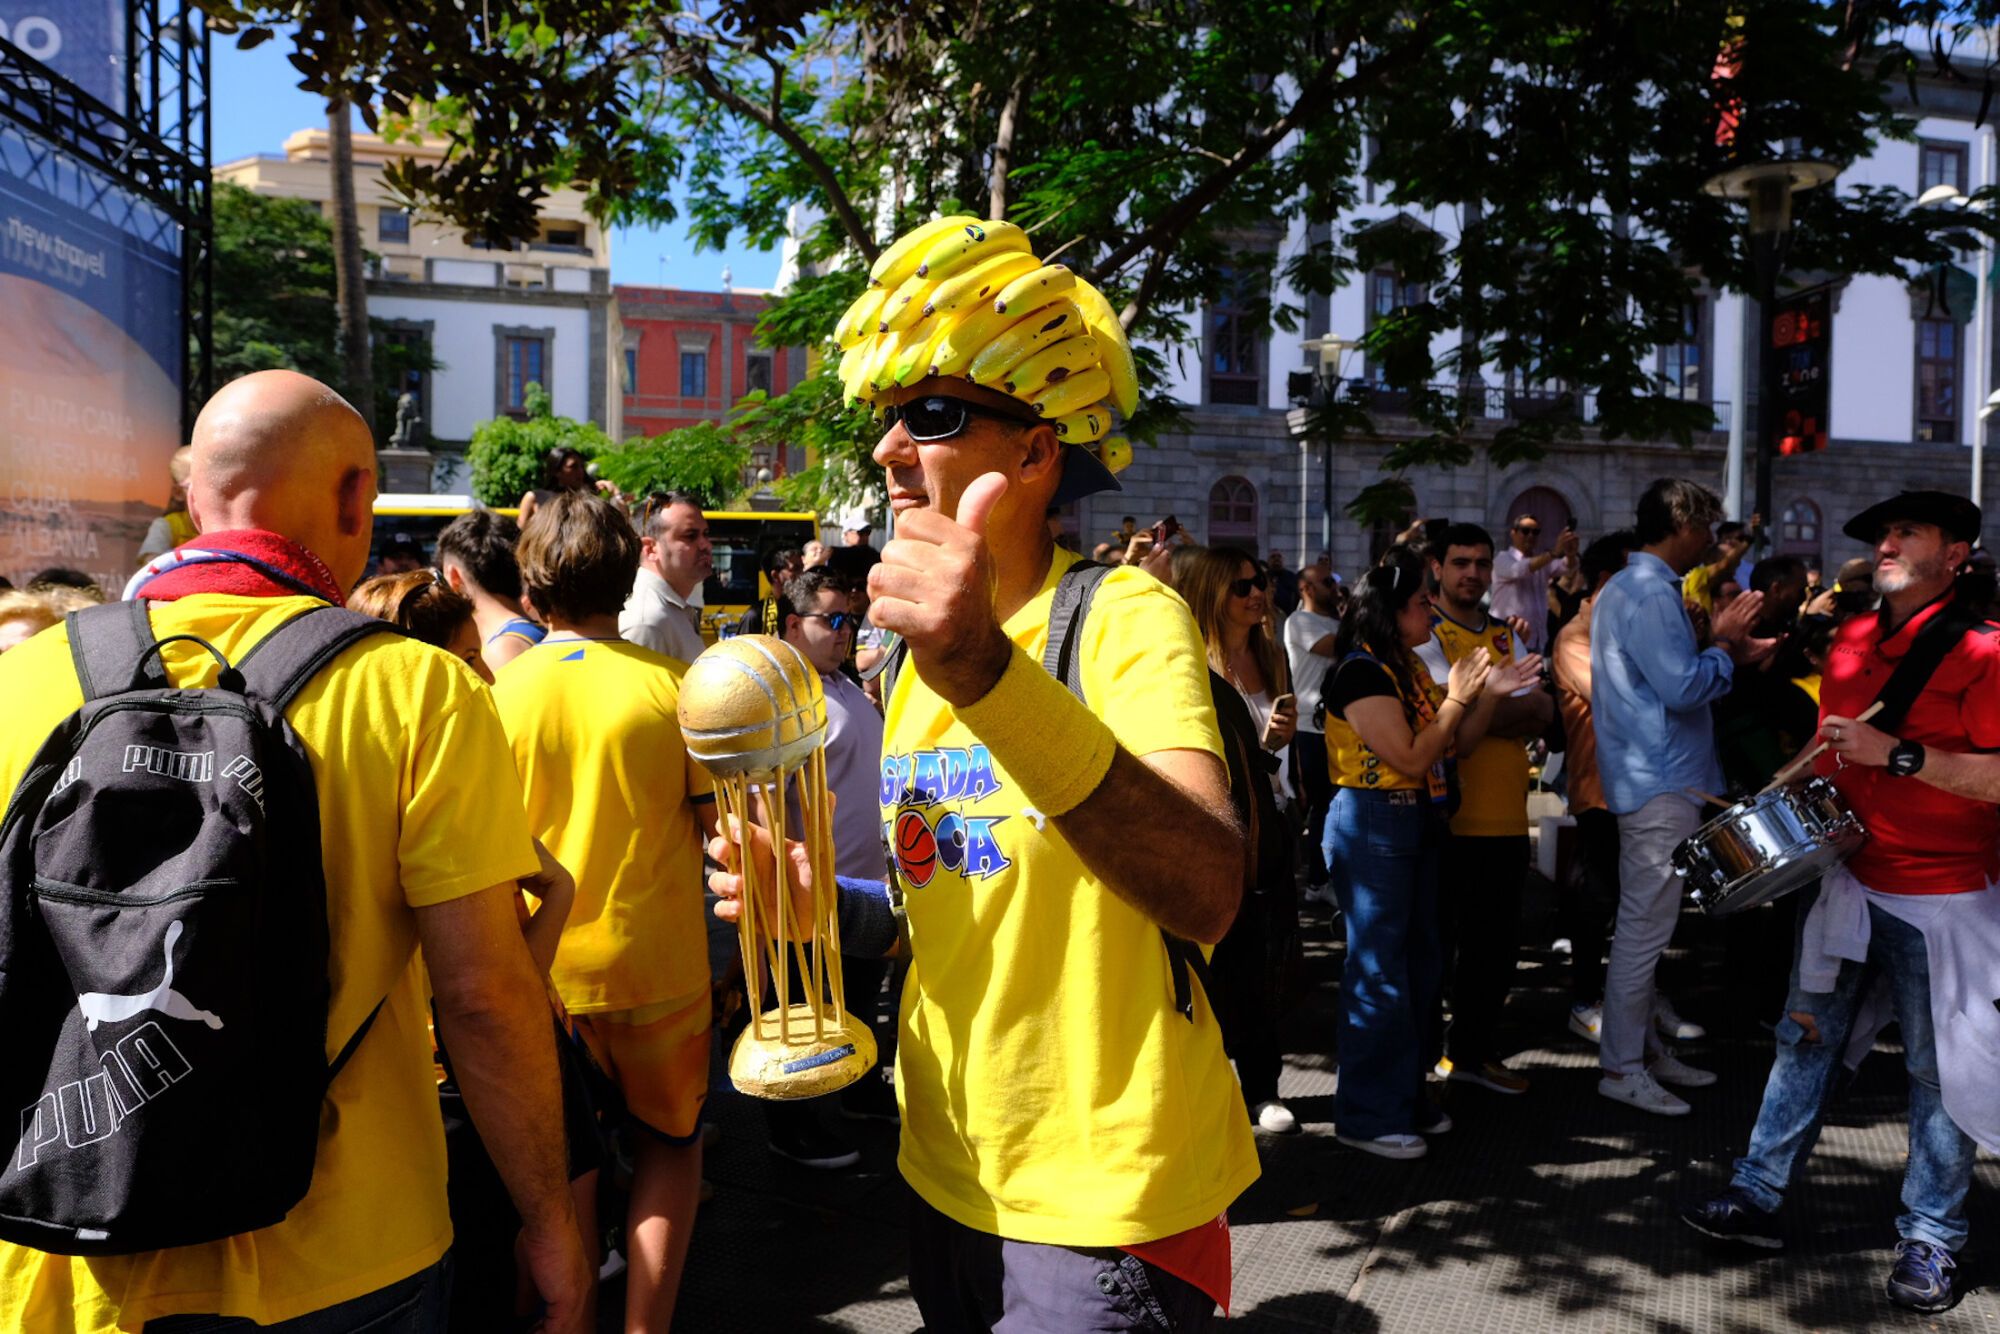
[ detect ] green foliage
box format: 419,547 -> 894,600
594,420 -> 753,509
465,385 -> 614,506
209,180 -> 339,383
207,0 -> 2000,523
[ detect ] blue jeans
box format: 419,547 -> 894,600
143,1255 -> 452,1332
1731,887 -> 1977,1251
1326,788 -> 1444,1139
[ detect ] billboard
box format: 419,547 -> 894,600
0,122 -> 183,590
0,3 -> 127,114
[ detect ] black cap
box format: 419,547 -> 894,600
1050,443 -> 1123,506
1841,491 -> 1981,545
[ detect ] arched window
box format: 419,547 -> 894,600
1208,476 -> 1259,546
1503,485 -> 1573,543
1779,498 -> 1823,558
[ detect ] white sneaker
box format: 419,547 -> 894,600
1655,995 -> 1706,1042
1568,1002 -> 1603,1044
1254,1099 -> 1300,1134
1649,1050 -> 1717,1088
1598,1070 -> 1691,1117
1337,1131 -> 1428,1160
1550,936 -> 1574,957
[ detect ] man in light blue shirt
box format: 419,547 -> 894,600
1591,478 -> 1772,1116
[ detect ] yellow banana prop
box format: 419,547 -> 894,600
870,214 -> 978,289
917,220 -> 1030,281
1030,368 -> 1112,420
968,302 -> 1086,386
1003,334 -> 1099,398
993,264 -> 1075,315
924,251 -> 1041,318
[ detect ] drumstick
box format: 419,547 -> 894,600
1762,701 -> 1885,792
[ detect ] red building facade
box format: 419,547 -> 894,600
616,286 -> 804,462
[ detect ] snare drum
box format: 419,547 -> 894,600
1670,777 -> 1865,916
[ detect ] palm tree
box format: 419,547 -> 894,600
327,97 -> 374,433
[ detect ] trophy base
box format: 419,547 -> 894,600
729,1005 -> 878,1101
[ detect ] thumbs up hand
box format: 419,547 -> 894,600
868,471 -> 1014,707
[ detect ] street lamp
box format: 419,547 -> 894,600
1299,334 -> 1359,561
1704,158 -> 1838,525
1914,181 -> 1995,508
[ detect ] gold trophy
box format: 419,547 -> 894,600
677,635 -> 877,1099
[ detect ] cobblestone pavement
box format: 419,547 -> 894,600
642,888 -> 2000,1332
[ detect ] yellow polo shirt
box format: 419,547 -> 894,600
0,595 -> 539,1332
1417,612 -> 1532,837
883,555 -> 1259,1246
492,637 -> 715,1014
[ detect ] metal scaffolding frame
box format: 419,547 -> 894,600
0,4 -> 211,431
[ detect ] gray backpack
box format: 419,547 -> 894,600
0,601 -> 392,1254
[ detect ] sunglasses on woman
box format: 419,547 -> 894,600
1230,571 -> 1270,598
881,395 -> 1031,443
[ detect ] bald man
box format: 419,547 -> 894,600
0,371 -> 590,1332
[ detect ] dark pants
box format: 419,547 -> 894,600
1438,833 -> 1530,1069
145,1256 -> 452,1332
907,1194 -> 1216,1333
1290,731 -> 1334,886
1210,886 -> 1285,1108
1560,808 -> 1620,1006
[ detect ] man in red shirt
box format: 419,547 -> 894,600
1681,491 -> 2000,1315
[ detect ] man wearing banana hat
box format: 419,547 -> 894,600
733,219 -> 1258,1327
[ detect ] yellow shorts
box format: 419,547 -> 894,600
570,994 -> 712,1143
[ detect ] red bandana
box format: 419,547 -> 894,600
124,530 -> 347,605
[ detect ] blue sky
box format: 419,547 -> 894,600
210,32 -> 783,292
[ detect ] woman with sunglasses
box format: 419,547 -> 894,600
1323,547 -> 1538,1159
1174,544 -> 1304,1135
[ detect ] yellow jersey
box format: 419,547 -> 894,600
1323,649 -> 1449,800
883,555 -> 1259,1246
493,637 -> 715,1014
1417,612 -> 1532,837
0,595 -> 539,1332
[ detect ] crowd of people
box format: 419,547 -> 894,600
5,230 -> 2000,1330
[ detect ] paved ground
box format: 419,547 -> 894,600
642,883 -> 2000,1332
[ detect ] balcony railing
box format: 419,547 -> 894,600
1286,372 -> 1730,432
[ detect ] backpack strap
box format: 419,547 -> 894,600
68,601 -> 171,700
232,607 -> 401,713
1868,600 -> 1986,736
1036,558 -> 1214,1023
1042,560 -> 1117,696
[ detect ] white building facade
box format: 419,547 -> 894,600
1071,70 -> 2000,576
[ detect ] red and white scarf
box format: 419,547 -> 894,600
122,530 -> 346,604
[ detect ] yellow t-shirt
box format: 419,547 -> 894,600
0,595 -> 539,1332
493,637 -> 715,1014
1323,650 -> 1449,800
883,555 -> 1260,1247
1417,612 -> 1532,837
1682,563 -> 1716,613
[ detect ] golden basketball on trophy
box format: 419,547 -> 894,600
678,634 -> 877,1100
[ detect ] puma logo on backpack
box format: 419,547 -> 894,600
0,601 -> 394,1255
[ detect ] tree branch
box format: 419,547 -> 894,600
1119,245 -> 1172,330
1093,26 -> 1430,325
988,76 -> 1024,218
670,32 -> 880,264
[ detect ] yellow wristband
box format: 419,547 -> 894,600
951,643 -> 1118,817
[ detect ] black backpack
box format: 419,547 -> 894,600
882,559 -> 1217,1020
0,600 -> 393,1255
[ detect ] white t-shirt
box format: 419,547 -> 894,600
1282,610 -> 1338,735
1241,685 -> 1294,805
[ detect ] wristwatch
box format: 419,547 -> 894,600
1887,740 -> 1927,778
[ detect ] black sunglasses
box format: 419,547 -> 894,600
1230,572 -> 1270,598
801,611 -> 857,632
1514,524 -> 1541,535
881,395 -> 1030,443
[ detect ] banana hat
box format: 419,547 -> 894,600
835,216 -> 1138,502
